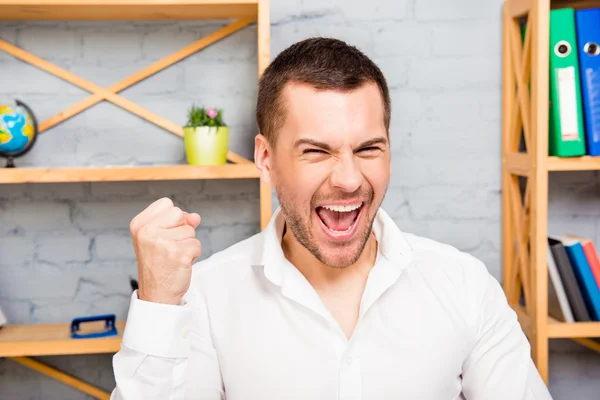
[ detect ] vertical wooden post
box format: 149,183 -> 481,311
529,0 -> 551,384
257,0 -> 273,230
502,1 -> 516,301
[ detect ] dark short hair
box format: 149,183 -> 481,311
255,37 -> 391,145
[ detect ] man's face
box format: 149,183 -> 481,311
265,81 -> 391,268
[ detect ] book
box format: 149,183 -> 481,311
557,235 -> 600,320
575,8 -> 600,156
548,245 -> 575,322
548,237 -> 591,321
549,8 -> 587,157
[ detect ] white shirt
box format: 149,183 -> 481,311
110,207 -> 552,400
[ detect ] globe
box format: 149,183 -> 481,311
0,100 -> 38,168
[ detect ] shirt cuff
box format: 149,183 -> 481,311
121,290 -> 193,359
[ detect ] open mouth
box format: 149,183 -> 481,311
315,202 -> 363,237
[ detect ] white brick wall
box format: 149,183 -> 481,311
0,0 -> 598,397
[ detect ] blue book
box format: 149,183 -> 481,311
575,8 -> 600,156
559,236 -> 600,320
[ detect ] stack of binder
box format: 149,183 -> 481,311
549,8 -> 600,157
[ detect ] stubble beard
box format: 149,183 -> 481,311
278,186 -> 381,269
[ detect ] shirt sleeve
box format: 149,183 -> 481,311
110,281 -> 224,400
460,268 -> 554,400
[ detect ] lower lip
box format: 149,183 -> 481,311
315,205 -> 363,242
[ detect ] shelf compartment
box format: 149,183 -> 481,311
0,163 -> 260,183
504,153 -> 600,173
0,321 -> 125,357
0,0 -> 258,20
547,318 -> 600,339
547,156 -> 600,171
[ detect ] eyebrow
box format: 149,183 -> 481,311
293,137 -> 388,151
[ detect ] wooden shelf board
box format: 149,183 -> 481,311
547,318 -> 600,338
547,155 -> 600,171
0,0 -> 258,20
504,153 -> 600,172
552,0 -> 600,11
0,321 -> 125,357
0,163 -> 260,183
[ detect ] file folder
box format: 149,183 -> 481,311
549,8 -> 587,157
575,8 -> 600,156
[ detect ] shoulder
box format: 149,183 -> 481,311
402,231 -> 491,282
400,231 -> 498,319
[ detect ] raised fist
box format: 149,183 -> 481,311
129,197 -> 202,305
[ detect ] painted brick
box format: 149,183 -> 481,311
406,185 -> 501,220
27,182 -> 87,201
90,181 -> 148,199
407,56 -> 500,91
0,236 -> 35,267
182,59 -> 257,96
339,0 -> 411,21
73,200 -> 155,231
0,298 -> 32,324
430,20 -> 500,57
391,154 -> 499,187
0,265 -> 80,301
0,25 -> 18,62
271,19 -> 374,57
17,27 -> 79,63
414,0 -> 500,21
94,233 -> 135,261
398,218 -> 488,252
0,60 -> 65,94
371,21 -> 432,58
36,234 -> 92,264
81,29 -> 145,65
0,201 -> 71,235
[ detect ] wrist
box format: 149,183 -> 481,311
137,288 -> 182,305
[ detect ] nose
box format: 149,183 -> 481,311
329,153 -> 363,193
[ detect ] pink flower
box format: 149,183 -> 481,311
206,108 -> 217,119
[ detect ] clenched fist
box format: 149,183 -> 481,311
130,197 -> 202,305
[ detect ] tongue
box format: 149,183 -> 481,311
317,207 -> 359,231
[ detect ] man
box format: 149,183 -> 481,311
111,37 -> 552,399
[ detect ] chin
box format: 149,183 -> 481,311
311,203 -> 374,268
314,243 -> 366,269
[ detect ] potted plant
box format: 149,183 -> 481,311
183,105 -> 229,165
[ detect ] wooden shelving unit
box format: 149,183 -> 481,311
0,0 -> 271,398
502,0 -> 600,385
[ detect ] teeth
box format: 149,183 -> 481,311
322,203 -> 362,212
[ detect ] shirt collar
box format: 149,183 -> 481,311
251,206 -> 414,287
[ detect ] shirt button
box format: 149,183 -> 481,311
181,326 -> 189,339
346,357 -> 353,366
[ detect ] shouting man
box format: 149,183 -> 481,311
111,37 -> 552,400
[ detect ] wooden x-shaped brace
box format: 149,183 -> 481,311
505,5 -> 535,311
0,18 -> 255,165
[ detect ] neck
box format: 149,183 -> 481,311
281,225 -> 378,291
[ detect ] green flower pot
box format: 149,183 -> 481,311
183,126 -> 229,166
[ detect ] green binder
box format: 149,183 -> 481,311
549,8 -> 587,157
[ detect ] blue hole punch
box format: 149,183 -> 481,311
70,314 -> 118,339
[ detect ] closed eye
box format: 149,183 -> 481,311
303,148 -> 328,154
357,146 -> 381,153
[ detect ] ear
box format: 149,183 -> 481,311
254,133 -> 272,185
